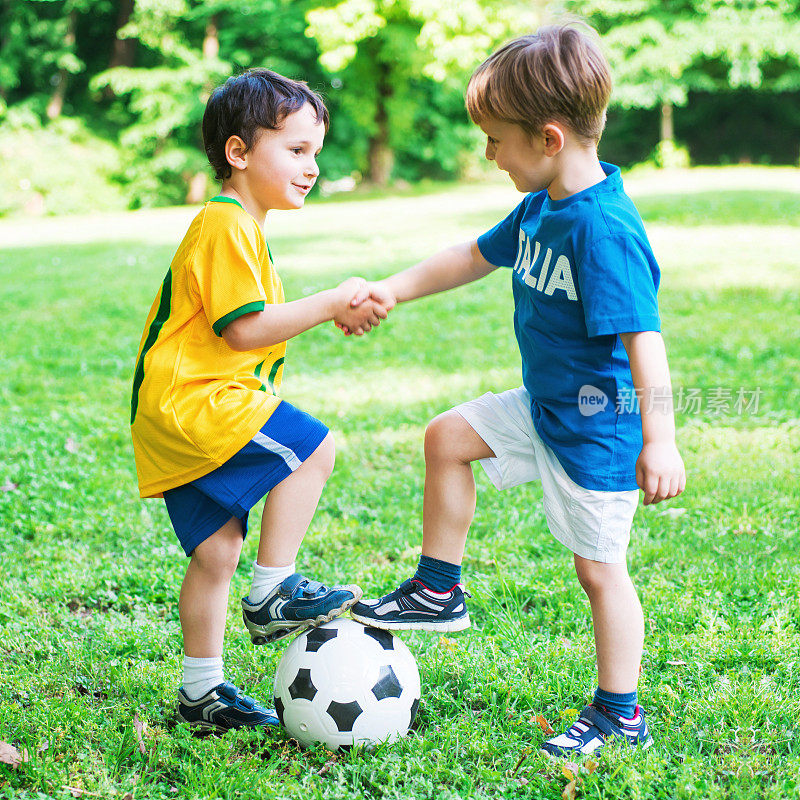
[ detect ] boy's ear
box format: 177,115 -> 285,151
541,123 -> 565,157
224,135 -> 249,172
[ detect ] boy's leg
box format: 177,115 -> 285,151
242,432 -> 362,643
180,517 -> 244,658
541,554 -> 651,756
573,555 -> 644,695
352,410 -> 494,630
420,411 -> 496,564
257,431 -> 335,567
176,517 -> 278,730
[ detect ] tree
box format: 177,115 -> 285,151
566,0 -> 800,162
0,0 -> 107,118
306,0 -> 543,185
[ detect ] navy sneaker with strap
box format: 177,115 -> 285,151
177,681 -> 279,732
541,704 -> 653,757
350,578 -> 470,632
242,573 -> 362,644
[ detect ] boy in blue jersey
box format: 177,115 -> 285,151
350,25 -> 686,756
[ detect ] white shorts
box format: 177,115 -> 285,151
455,387 -> 639,564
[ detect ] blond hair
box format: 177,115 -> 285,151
466,24 -> 612,144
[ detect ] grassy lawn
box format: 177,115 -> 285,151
1,167 -> 798,799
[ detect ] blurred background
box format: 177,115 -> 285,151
1,0 -> 799,217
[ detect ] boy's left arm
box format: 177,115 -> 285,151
620,330 -> 686,505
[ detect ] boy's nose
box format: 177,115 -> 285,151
305,160 -> 320,178
485,144 -> 495,161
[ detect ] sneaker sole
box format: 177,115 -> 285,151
247,591 -> 363,645
540,733 -> 653,759
350,611 -> 471,633
177,715 -> 278,733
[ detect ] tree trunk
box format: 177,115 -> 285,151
108,0 -> 136,69
660,101 -> 674,143
186,15 -> 221,202
367,112 -> 394,187
185,171 -> 209,204
203,16 -> 219,59
366,63 -> 394,186
46,9 -> 77,119
103,0 -> 137,99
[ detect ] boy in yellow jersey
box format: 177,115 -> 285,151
130,69 -> 387,732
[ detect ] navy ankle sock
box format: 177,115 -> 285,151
593,688 -> 637,720
413,555 -> 461,593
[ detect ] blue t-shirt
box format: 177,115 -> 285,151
477,163 -> 661,491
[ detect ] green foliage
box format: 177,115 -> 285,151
569,0 -> 800,108
305,0 -> 541,182
0,0 -> 799,211
652,139 -> 691,169
1,171 -> 799,798
0,107 -> 128,216
88,0 -> 229,207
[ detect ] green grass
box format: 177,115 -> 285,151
1,167 -> 799,799
635,190 -> 800,226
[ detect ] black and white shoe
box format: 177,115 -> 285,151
541,704 -> 653,757
177,682 -> 279,732
350,578 -> 471,632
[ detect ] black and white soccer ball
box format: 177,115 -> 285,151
273,618 -> 421,750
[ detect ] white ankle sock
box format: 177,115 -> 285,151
182,656 -> 224,700
248,561 -> 296,604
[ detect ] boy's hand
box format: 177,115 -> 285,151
357,281 -> 397,313
335,300 -> 388,335
337,281 -> 397,335
332,277 -> 388,335
636,440 -> 686,505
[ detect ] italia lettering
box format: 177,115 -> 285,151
512,231 -> 578,302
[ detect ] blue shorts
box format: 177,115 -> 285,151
163,401 -> 329,556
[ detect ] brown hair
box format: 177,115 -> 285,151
466,24 -> 612,144
203,68 -> 329,181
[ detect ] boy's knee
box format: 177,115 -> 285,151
424,411 -> 463,460
309,431 -> 335,480
192,528 -> 242,578
574,556 -> 625,596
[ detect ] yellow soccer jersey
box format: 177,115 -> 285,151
131,196 -> 285,498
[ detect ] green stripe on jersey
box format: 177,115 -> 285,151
131,269 -> 173,425
254,360 -> 267,392
213,301 -> 265,336
209,195 -> 244,209
254,356 -> 284,394
267,357 -> 284,393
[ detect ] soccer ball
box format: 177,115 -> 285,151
273,618 -> 421,750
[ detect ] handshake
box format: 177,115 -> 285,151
332,277 -> 396,336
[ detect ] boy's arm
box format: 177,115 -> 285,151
619,330 -> 686,505
362,240 -> 497,313
222,277 -> 386,351
385,240 -> 497,303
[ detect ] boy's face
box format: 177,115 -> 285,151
479,117 -> 557,194
237,103 -> 325,213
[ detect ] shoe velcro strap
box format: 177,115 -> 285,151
579,705 -> 621,737
303,580 -> 324,595
217,683 -> 238,702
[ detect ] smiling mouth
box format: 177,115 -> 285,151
292,183 -> 312,194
